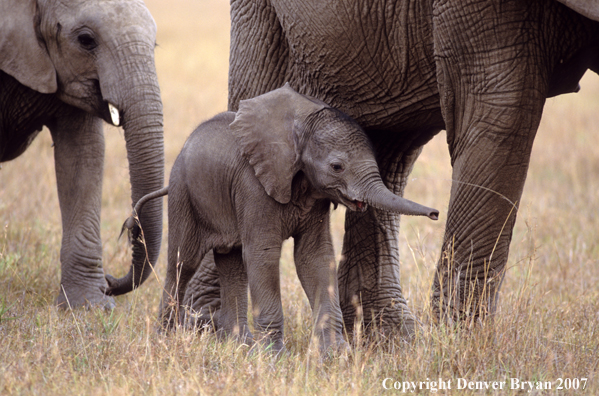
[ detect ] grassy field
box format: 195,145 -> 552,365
1,0 -> 599,394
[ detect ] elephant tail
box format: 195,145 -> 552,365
120,186 -> 170,240
103,186 -> 169,296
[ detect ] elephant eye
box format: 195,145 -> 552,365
77,33 -> 98,51
331,163 -> 344,173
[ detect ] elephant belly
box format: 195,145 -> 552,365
0,72 -> 61,162
275,0 -> 444,131
0,127 -> 43,163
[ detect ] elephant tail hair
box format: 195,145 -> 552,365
118,186 -> 170,243
103,186 -> 169,296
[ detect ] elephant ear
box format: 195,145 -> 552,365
0,0 -> 57,93
556,0 -> 599,22
230,83 -> 328,204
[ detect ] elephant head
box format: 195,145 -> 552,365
230,84 -> 439,219
0,0 -> 165,296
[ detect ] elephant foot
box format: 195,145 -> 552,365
314,323 -> 348,353
376,301 -> 419,340
182,308 -> 218,332
56,282 -> 115,310
249,338 -> 286,357
347,296 -> 419,341
216,324 -> 254,347
395,316 -> 418,340
431,264 -> 505,326
180,297 -> 224,333
319,336 -> 350,358
247,329 -> 285,356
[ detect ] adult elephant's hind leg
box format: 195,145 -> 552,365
182,252 -> 221,328
213,248 -> 252,344
338,131 -> 433,338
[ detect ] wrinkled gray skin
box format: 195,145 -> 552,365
0,0 -> 164,308
182,0 -> 599,334
132,86 -> 438,352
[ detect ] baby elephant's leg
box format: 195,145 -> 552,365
294,215 -> 346,352
245,244 -> 285,353
160,205 -> 207,330
214,247 -> 252,344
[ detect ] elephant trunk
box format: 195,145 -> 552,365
362,178 -> 439,220
103,59 -> 165,296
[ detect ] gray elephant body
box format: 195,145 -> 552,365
184,0 -> 599,332
147,86 -> 437,351
165,112 -> 341,351
0,0 -> 165,308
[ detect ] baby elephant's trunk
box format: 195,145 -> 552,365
366,184 -> 439,220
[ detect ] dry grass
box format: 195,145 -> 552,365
1,0 -> 599,394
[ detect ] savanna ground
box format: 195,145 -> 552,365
1,0 -> 599,394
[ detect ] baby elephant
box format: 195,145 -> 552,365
129,84 -> 438,352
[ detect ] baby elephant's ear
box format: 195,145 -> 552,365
230,84 -> 327,204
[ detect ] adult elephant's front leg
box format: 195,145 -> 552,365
430,99 -> 542,323
431,0 -> 548,323
338,134 -> 429,338
50,109 -> 113,309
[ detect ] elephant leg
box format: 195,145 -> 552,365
338,130 -> 435,338
228,0 -> 289,110
294,210 -> 345,351
245,243 -> 285,353
213,248 -> 252,343
431,0 -> 548,323
204,1 -> 287,322
182,251 -> 221,327
50,109 -> 114,309
160,196 -> 208,329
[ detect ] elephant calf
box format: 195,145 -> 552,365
128,84 -> 438,352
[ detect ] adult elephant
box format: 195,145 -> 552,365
178,0 -> 599,337
0,0 -> 164,308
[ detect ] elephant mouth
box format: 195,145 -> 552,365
338,196 -> 368,212
354,200 -> 367,211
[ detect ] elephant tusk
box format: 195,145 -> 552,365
108,102 -> 120,126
